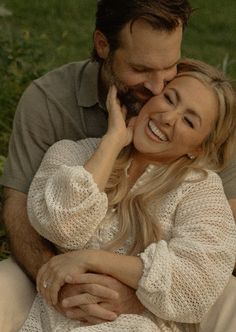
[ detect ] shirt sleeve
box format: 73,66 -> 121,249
27,139 -> 108,250
136,173 -> 236,323
219,151 -> 236,199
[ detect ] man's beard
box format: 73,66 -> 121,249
102,54 -> 153,118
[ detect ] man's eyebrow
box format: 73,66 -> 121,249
169,87 -> 202,126
129,63 -> 152,71
130,58 -> 180,71
165,58 -> 180,70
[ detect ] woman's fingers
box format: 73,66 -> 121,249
106,85 -> 119,111
37,261 -> 67,306
49,273 -> 66,305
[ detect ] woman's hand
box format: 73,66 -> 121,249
105,85 -> 136,149
37,250 -> 93,306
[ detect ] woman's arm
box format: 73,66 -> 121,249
84,85 -> 134,191
37,172 -> 236,323
36,248 -> 143,306
27,139 -> 109,250
88,251 -> 143,289
27,86 -> 134,250
135,173 -> 236,323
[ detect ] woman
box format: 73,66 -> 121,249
20,59 -> 236,331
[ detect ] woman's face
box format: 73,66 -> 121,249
133,75 -> 218,164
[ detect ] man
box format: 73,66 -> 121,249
1,1 -> 236,331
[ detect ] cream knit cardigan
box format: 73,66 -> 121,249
20,138 -> 236,332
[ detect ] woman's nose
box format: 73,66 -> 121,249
161,111 -> 178,127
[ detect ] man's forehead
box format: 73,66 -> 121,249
119,19 -> 182,45
118,20 -> 182,69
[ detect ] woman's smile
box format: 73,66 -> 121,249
146,120 -> 168,142
132,74 -> 218,163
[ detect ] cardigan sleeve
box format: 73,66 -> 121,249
27,138 -> 108,250
136,172 -> 236,323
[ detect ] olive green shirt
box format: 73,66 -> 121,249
1,59 -> 236,198
1,60 -> 108,193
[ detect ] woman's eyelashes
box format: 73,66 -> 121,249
164,92 -> 195,129
164,93 -> 174,105
183,116 -> 194,128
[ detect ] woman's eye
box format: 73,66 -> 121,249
184,117 -> 194,128
164,93 -> 173,105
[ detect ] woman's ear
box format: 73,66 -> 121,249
94,30 -> 110,60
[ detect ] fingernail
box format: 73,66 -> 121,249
110,313 -> 118,320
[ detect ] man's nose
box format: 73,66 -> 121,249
143,72 -> 166,95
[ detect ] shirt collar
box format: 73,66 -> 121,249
77,60 -> 101,108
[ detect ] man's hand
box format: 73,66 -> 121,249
55,273 -> 144,324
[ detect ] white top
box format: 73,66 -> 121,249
21,138 -> 236,332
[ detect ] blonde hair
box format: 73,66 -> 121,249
103,58 -> 236,255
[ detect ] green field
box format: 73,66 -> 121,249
0,0 -> 236,259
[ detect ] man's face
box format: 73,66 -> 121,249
100,19 -> 182,115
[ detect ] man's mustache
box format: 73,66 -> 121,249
118,85 -> 154,100
117,87 -> 152,118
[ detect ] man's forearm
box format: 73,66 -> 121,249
2,187 -> 56,281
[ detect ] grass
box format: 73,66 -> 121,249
0,0 -> 235,259
183,0 -> 236,78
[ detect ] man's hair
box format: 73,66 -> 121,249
91,0 -> 192,62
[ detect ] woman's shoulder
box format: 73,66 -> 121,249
181,168 -> 225,197
185,168 -> 222,183
42,138 -> 101,166
48,137 -> 100,153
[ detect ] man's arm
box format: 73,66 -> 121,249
2,187 -> 56,281
229,198 -> 236,220
2,187 -> 144,323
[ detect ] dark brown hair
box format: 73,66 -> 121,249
92,0 -> 192,62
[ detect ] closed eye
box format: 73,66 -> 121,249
164,93 -> 174,105
184,117 -> 194,128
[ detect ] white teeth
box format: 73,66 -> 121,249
148,120 -> 168,141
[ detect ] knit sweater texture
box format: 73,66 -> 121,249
20,138 -> 236,332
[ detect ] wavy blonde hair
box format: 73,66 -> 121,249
103,58 -> 236,255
